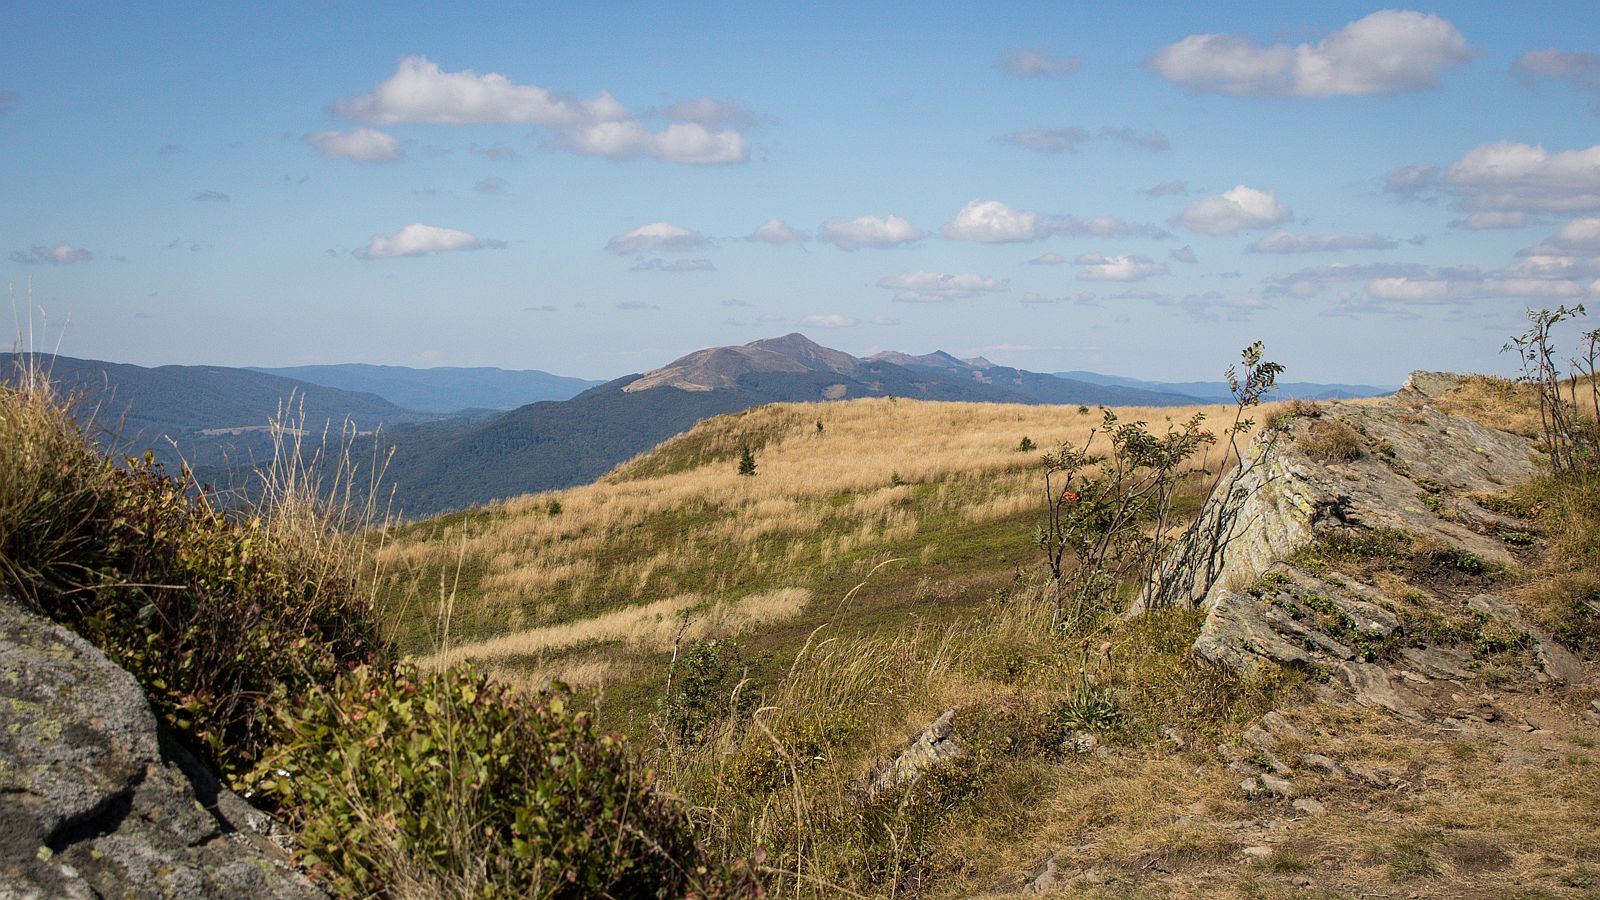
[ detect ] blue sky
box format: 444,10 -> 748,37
6,2 -> 1600,382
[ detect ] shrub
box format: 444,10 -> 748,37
660,638 -> 744,748
251,662 -> 732,899
0,370 -> 384,780
737,446 -> 757,476
1266,398 -> 1322,431
1298,417 -> 1363,462
1017,436 -> 1036,452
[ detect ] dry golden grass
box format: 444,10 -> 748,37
1427,374 -> 1544,437
378,397 -> 1270,659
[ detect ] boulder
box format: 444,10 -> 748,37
0,598 -> 323,899
866,709 -> 964,799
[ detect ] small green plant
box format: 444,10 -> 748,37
659,638 -> 743,748
251,663 -> 727,898
737,446 -> 757,476
891,471 -> 908,486
1017,435 -> 1036,452
546,498 -> 563,516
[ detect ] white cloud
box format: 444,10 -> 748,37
746,218 -> 807,244
1028,252 -> 1066,265
662,96 -> 757,128
941,200 -> 1043,243
1048,214 -> 1172,240
334,56 -> 747,165
877,271 -> 1008,302
1171,185 -> 1291,235
303,128 -> 404,163
799,313 -> 858,328
818,214 -> 925,251
1149,10 -> 1473,97
1534,217 -> 1600,253
1001,47 -> 1081,78
355,223 -> 501,259
630,258 -> 716,272
1074,253 -> 1168,282
473,176 -> 508,195
1514,49 -> 1600,90
1448,211 -> 1528,230
605,222 -> 712,255
1441,141 -> 1600,213
1365,275 -> 1591,304
8,243 -> 92,265
1170,245 -> 1198,264
1246,231 -> 1397,253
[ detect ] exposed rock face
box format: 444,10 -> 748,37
1137,386 -> 1540,614
866,709 -> 964,799
0,598 -> 322,899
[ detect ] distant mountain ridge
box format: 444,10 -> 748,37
377,334 -> 1217,515
0,353 -> 430,471
249,363 -> 602,413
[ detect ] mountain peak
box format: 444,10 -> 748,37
623,334 -> 861,393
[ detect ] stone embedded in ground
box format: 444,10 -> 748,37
1259,773 -> 1296,798
1299,753 -> 1346,777
0,598 -> 322,898
867,708 -> 964,799
1292,797 -> 1328,816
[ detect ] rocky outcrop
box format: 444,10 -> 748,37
865,709 -> 964,799
0,598 -> 322,899
1136,391 -> 1540,615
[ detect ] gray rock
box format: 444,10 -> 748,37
1467,593 -> 1586,685
0,598 -> 323,899
1136,396 -> 1538,614
1258,773 -> 1297,798
867,709 -> 964,799
1292,797 -> 1327,817
1299,753 -> 1346,777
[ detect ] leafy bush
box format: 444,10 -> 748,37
0,371 -> 383,780
660,638 -> 744,748
252,662 -> 736,899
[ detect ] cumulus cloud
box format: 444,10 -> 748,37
193,190 -> 231,202
1028,252 -> 1067,265
799,313 -> 858,328
334,56 -> 747,165
941,200 -> 1043,243
1441,141 -> 1600,213
303,128 -> 404,163
1514,49 -> 1600,90
605,222 -> 712,255
1171,185 -> 1291,235
1074,253 -> 1168,282
1003,125 -> 1168,153
355,223 -> 502,259
630,258 -> 716,272
876,271 -> 1008,302
1448,211 -> 1528,230
1246,231 -> 1397,253
746,218 -> 807,244
818,214 -> 925,251
1148,10 -> 1473,97
1001,47 -> 1081,77
942,200 -> 1171,243
1529,217 -> 1600,254
1143,180 -> 1189,197
474,176 -> 508,194
8,243 -> 92,265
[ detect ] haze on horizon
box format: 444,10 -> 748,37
5,2 -> 1600,384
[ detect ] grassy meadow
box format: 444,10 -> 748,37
376,397 -> 1267,709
